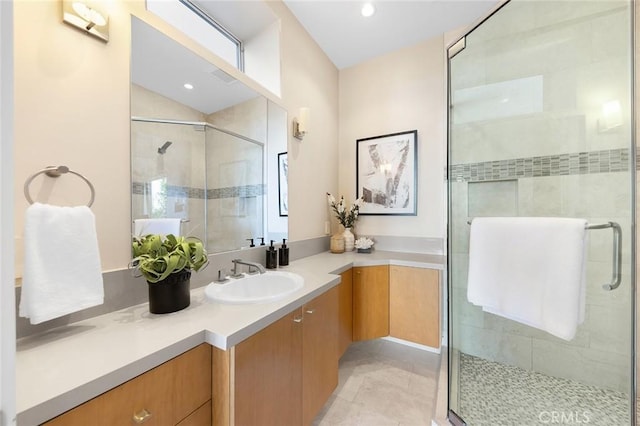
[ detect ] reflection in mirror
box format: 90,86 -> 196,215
130,17 -> 287,254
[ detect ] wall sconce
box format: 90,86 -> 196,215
293,107 -> 310,140
62,0 -> 109,42
598,100 -> 623,132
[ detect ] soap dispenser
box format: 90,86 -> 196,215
266,240 -> 278,269
279,239 -> 289,266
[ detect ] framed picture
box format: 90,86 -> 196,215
356,130 -> 417,215
278,152 -> 288,216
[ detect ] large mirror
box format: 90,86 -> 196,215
130,17 -> 287,254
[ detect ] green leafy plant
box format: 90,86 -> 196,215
131,234 -> 208,283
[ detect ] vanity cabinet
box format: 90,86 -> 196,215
353,265 -> 390,341
352,265 -> 441,348
214,286 -> 339,426
44,343 -> 212,426
389,265 -> 440,347
337,269 -> 353,358
302,285 -> 339,425
233,309 -> 303,426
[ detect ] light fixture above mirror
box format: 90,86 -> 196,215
62,0 -> 109,42
293,107 -> 310,140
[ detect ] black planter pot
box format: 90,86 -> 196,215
147,270 -> 191,314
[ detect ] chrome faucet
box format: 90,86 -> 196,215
231,259 -> 266,276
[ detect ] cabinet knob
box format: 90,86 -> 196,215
293,316 -> 303,323
133,408 -> 152,424
305,309 -> 315,314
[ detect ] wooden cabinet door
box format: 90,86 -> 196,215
234,309 -> 303,426
353,265 -> 389,341
389,266 -> 440,347
338,269 -> 353,358
302,286 -> 339,425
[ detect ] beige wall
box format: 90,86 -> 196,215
338,37 -> 446,241
267,2 -> 340,242
14,0 -> 339,273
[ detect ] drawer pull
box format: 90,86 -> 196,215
133,408 -> 152,424
293,316 -> 303,323
305,309 -> 315,314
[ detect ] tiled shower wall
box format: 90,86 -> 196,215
131,85 -> 266,252
206,98 -> 266,253
131,84 -> 207,242
449,1 -> 633,393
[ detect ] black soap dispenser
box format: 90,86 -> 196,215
266,240 -> 278,269
279,239 -> 289,266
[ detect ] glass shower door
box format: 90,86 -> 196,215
131,119 -> 207,244
447,1 -> 635,425
205,126 -> 264,253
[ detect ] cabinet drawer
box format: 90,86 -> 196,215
173,344 -> 212,423
99,356 -> 174,425
176,400 -> 212,426
43,344 -> 211,426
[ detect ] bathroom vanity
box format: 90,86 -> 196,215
17,251 -> 444,425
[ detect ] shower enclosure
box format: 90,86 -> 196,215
447,1 -> 635,425
131,118 -> 265,253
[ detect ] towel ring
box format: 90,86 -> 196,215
24,166 -> 95,207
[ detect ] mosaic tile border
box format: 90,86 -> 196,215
449,148 -> 630,183
131,182 -> 265,200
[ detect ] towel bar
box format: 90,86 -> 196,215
24,166 -> 95,207
467,218 -> 622,291
587,222 -> 622,291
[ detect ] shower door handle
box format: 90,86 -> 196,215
587,221 -> 622,291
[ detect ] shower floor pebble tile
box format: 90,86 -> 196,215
313,340 -> 441,426
458,353 -> 631,426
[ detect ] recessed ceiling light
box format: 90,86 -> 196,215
183,83 -> 194,90
361,3 -> 375,17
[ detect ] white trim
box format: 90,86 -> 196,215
381,336 -> 441,354
1,1 -> 16,424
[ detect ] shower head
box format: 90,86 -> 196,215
158,141 -> 172,154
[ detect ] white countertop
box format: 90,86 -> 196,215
16,250 -> 444,425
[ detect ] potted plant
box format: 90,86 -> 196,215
131,234 -> 208,314
327,193 -> 363,251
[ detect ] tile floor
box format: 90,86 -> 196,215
313,339 -> 442,425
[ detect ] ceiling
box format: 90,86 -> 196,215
193,0 -> 501,70
132,1 -> 502,114
131,17 -> 259,115
282,0 -> 501,69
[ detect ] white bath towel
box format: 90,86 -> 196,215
133,218 -> 181,237
467,217 -> 588,341
19,203 -> 104,324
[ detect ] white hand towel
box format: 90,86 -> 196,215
19,203 -> 104,324
467,217 -> 588,341
133,218 -> 181,237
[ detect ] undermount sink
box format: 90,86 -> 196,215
205,271 -> 304,304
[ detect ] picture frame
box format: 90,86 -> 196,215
278,152 -> 288,216
356,130 -> 417,215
